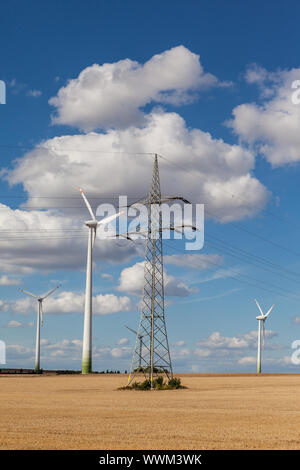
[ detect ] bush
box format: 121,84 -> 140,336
154,376 -> 164,389
119,376 -> 186,391
168,377 -> 183,389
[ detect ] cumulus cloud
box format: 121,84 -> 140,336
11,290 -> 133,316
238,355 -> 293,367
117,337 -> 129,345
229,65 -> 300,166
197,331 -> 249,350
109,347 -> 131,359
0,50 -> 272,277
5,111 -> 268,223
238,356 -> 256,365
0,204 -> 138,272
118,261 -> 196,297
171,347 -> 191,359
4,320 -> 33,328
6,344 -> 33,360
49,46 -> 221,131
196,330 -> 277,351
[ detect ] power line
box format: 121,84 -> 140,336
205,237 -> 300,285
0,146 -> 298,232
206,234 -> 300,280
163,240 -> 300,302
157,153 -> 300,232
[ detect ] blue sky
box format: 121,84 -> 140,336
1,0 -> 300,372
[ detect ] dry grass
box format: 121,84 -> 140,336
0,373 -> 300,449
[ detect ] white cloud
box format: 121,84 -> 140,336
0,51 -> 272,276
109,347 -> 131,358
4,320 -> 33,328
173,340 -> 185,347
12,290 -> 132,316
6,344 -> 33,359
6,320 -> 22,328
117,337 -> 129,345
171,347 -> 191,359
118,261 -> 196,297
0,275 -> 21,286
229,66 -> 300,166
238,356 -> 256,365
197,331 -> 249,349
194,348 -> 212,357
244,64 -> 269,86
27,89 -> 42,98
0,204 -> 138,272
44,338 -> 82,350
238,355 -> 293,367
101,273 -> 114,281
4,111 -> 268,224
196,330 -> 277,351
49,46 -> 221,131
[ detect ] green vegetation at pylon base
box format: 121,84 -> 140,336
119,376 -> 186,391
34,368 -> 43,374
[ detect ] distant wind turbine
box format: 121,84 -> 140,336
125,325 -> 144,370
254,299 -> 274,374
19,285 -> 61,372
79,187 -> 123,374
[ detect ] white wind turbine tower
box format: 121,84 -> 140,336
19,285 -> 61,372
79,188 -> 123,374
254,299 -> 274,374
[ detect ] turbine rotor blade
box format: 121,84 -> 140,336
97,210 -> 124,227
262,319 -> 266,350
162,196 -> 191,204
265,304 -> 274,318
125,325 -> 138,336
41,284 -> 61,300
18,288 -> 38,299
254,298 -> 264,316
79,187 -> 96,221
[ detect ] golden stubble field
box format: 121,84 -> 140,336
0,373 -> 300,450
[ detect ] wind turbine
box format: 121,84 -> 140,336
254,299 -> 274,374
125,325 -> 144,370
19,285 -> 61,372
79,187 -> 123,374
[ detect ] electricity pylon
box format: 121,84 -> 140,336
128,155 -> 173,387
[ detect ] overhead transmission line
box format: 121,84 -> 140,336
163,241 -> 300,302
1,148 -> 300,284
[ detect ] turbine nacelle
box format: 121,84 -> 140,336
254,298 -> 275,362
85,220 -> 98,228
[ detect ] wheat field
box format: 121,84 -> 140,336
0,373 -> 300,449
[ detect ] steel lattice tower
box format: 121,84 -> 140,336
128,155 -> 173,386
